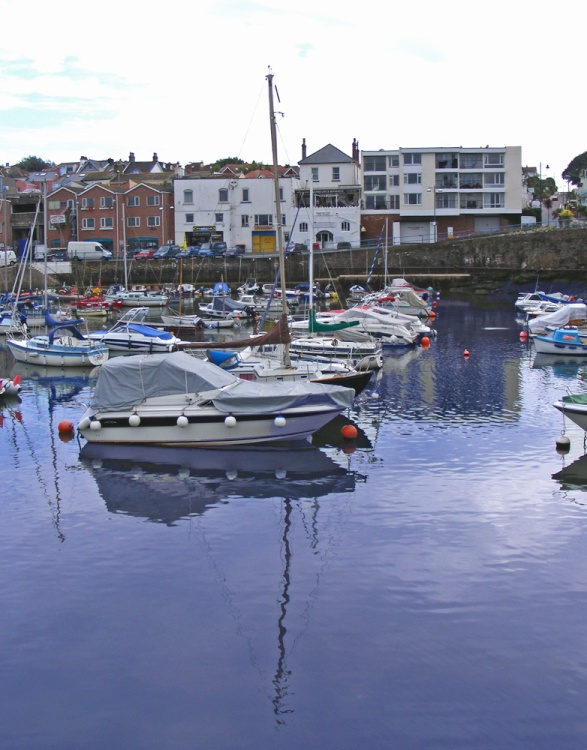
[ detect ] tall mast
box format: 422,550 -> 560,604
267,70 -> 290,364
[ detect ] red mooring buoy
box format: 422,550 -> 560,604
341,424 -> 358,440
58,419 -> 74,434
463,349 -> 470,358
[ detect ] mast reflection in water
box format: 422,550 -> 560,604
3,298 -> 587,749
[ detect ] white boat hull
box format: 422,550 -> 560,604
7,336 -> 109,367
78,397 -> 343,446
554,400 -> 587,431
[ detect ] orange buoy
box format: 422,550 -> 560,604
421,336 -> 430,347
433,301 -> 438,309
341,424 -> 358,440
520,330 -> 528,340
463,349 -> 470,358
428,311 -> 436,319
58,419 -> 74,434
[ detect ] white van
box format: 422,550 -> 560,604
67,241 -> 113,261
0,250 -> 17,266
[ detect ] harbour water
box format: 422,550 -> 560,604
2,297 -> 587,750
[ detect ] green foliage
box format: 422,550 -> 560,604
209,156 -> 246,172
14,155 -> 55,171
527,174 -> 557,201
562,151 -> 587,186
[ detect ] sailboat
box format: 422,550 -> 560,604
160,259 -> 203,329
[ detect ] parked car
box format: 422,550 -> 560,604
135,249 -> 156,260
176,246 -> 201,259
211,241 -> 227,256
153,245 -> 181,259
126,248 -> 142,259
197,244 -> 214,257
224,246 -> 246,257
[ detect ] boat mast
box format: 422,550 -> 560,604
267,70 -> 290,364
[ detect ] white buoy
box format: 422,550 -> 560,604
556,434 -> 571,452
226,469 -> 238,480
275,468 -> 287,479
89,420 -> 102,431
225,415 -> 237,428
129,414 -> 141,427
177,415 -> 188,428
274,415 -> 286,427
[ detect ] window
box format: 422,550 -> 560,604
48,200 -> 60,210
484,153 -> 504,168
403,173 -> 422,185
185,213 -> 194,223
128,217 -> 140,227
219,188 -> 228,202
242,188 -> 249,202
391,155 -> 400,168
215,213 -> 224,222
341,221 -> 350,232
484,193 -> 504,208
100,196 -> 114,208
403,153 -> 421,165
241,215 -> 249,227
254,214 -> 273,226
147,216 -> 160,227
364,155 -> 386,171
299,222 -> 308,232
460,154 -> 483,170
279,188 -> 284,201
404,193 -> 422,205
146,195 -> 160,206
128,195 -> 140,207
82,217 -> 95,229
100,217 -> 114,229
281,214 -> 286,226
484,173 -> 505,187
332,167 -> 340,182
365,195 -> 387,209
389,195 -> 400,209
312,168 -> 319,182
183,190 -> 193,204
391,175 -> 400,186
364,175 -> 387,191
81,197 -> 94,209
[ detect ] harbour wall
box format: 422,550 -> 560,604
14,226 -> 587,297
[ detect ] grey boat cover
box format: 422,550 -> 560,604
90,351 -> 353,413
528,303 -> 587,334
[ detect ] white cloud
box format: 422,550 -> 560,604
0,0 -> 579,182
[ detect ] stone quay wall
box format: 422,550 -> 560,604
15,226 -> 587,297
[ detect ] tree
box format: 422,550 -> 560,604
14,155 -> 55,171
562,151 -> 587,186
526,174 -> 557,203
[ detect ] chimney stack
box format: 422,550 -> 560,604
129,152 -> 135,162
301,138 -> 307,160
352,138 -> 359,161
152,152 -> 158,162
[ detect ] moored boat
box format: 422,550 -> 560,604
6,312 -> 109,367
77,351 -> 353,446
88,307 -> 182,353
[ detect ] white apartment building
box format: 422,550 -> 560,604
361,146 -> 522,244
173,173 -> 300,252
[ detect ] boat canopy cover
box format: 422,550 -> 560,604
528,303 -> 587,334
90,351 -> 353,413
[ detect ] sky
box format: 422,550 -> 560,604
0,0 -> 581,188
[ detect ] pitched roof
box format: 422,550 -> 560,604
299,144 -> 354,165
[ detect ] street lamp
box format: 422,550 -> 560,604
427,187 -> 442,242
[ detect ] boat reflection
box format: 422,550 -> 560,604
552,453 -> 587,491
79,442 -> 357,525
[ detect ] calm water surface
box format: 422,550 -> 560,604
1,297 -> 587,750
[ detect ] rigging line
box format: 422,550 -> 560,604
237,81 -> 266,161
365,225 -> 386,290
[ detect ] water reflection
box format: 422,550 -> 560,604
79,442 -> 358,525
